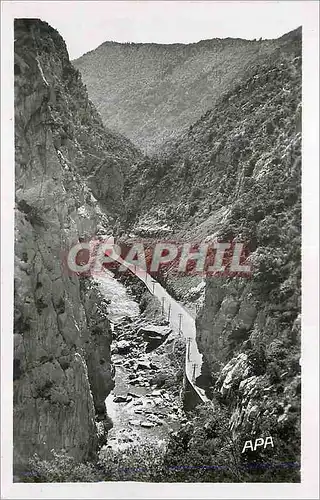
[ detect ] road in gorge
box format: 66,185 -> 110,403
104,236 -> 210,404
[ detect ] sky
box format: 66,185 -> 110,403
3,0 -> 309,60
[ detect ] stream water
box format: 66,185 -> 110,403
95,271 -> 182,454
95,271 -> 140,323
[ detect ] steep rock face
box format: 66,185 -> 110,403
74,29 -> 299,154
194,35 -> 301,446
13,19 -> 139,469
80,280 -> 115,417
193,34 -> 300,455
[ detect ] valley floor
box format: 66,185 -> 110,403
95,270 -> 187,468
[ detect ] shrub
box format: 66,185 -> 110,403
163,404 -> 246,482
267,361 -> 282,384
99,442 -> 166,482
25,450 -> 102,482
190,186 -> 202,200
265,119 -> 276,135
189,201 -> 198,216
253,249 -> 284,297
163,399 -> 300,483
257,216 -> 280,246
244,157 -> 256,177
17,200 -> 45,227
247,344 -> 267,375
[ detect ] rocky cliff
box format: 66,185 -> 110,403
13,18 -> 140,472
74,30 -> 299,154
194,31 -> 301,452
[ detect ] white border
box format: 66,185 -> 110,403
1,1 -> 319,498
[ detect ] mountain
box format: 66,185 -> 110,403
120,27 -> 301,479
74,28 -> 301,154
13,18 -> 141,474
12,17 -> 301,483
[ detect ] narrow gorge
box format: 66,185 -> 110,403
13,18 -> 301,483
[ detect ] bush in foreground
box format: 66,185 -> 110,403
23,450 -> 102,482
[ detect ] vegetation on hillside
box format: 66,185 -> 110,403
24,400 -> 299,483
74,29 -> 301,153
123,28 -> 301,242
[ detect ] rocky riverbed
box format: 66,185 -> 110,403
95,271 -> 187,456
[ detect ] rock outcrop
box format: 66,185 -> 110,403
13,18 -> 140,471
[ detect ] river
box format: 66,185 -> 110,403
94,270 -> 183,454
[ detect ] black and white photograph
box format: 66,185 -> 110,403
1,0 -> 319,498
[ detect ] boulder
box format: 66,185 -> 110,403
113,358 -> 123,365
150,362 -> 159,370
127,392 -> 140,398
137,324 -> 171,337
129,419 -> 141,426
113,395 -> 128,403
152,417 -> 164,426
137,360 -> 151,370
137,324 -> 171,351
151,389 -> 162,397
129,378 -> 139,386
122,436 -> 133,443
140,421 -> 155,428
116,340 -> 132,354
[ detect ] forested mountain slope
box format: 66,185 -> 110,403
74,28 -> 300,154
